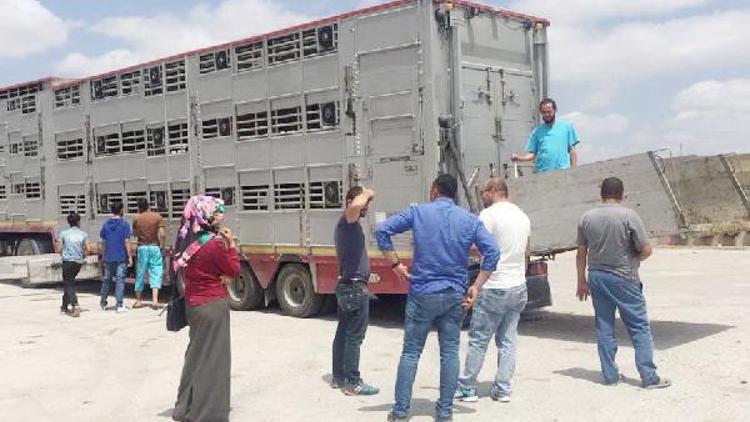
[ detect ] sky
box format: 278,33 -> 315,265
0,0 -> 747,163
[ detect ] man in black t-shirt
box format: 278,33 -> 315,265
332,186 -> 379,396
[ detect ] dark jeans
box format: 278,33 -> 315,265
61,261 -> 82,310
392,291 -> 465,420
588,269 -> 659,386
332,280 -> 370,386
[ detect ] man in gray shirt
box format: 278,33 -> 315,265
576,177 -> 670,389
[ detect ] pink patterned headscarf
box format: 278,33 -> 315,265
172,195 -> 226,271
178,195 -> 226,239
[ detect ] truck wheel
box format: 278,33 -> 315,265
16,239 -> 43,256
228,263 -> 264,311
275,263 -> 323,318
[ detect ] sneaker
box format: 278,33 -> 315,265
100,301 -> 107,311
492,395 -> 511,403
435,415 -> 452,422
643,377 -> 672,390
387,411 -> 408,421
454,386 -> 478,402
489,388 -> 511,402
605,373 -> 626,386
343,382 -> 380,396
116,305 -> 128,313
70,306 -> 81,318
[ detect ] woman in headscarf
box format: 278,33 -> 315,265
172,195 -> 239,422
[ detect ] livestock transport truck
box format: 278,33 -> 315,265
3,0 -> 747,316
0,0 -> 554,315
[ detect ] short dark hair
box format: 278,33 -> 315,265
110,201 -> 124,215
540,98 -> 557,111
345,186 -> 363,203
433,174 -> 458,200
601,177 -> 624,200
67,212 -> 80,227
137,197 -> 149,212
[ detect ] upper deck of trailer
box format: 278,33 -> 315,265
0,0 -> 549,95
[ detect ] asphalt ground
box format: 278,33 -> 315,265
0,247 -> 748,422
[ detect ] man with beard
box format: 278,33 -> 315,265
512,98 -> 580,173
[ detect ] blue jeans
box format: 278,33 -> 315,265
392,291 -> 464,419
588,270 -> 659,386
135,245 -> 164,292
458,285 -> 527,396
332,280 -> 370,386
100,261 -> 127,307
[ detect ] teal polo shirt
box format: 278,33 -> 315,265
525,120 -> 580,172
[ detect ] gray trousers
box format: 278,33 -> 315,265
173,298 -> 231,422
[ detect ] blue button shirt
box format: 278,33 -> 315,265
59,227 -> 88,263
375,197 -> 500,296
526,119 -> 580,172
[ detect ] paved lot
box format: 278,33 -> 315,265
0,247 -> 748,422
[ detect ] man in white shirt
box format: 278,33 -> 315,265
456,177 -> 531,403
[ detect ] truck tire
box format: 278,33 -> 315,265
275,263 -> 323,318
228,263 -> 264,311
16,238 -> 43,256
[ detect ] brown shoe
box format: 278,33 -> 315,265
71,307 -> 81,318
132,301 -> 145,309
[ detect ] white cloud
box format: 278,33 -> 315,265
551,9 -> 750,82
54,0 -> 311,77
0,0 -> 74,58
561,111 -> 635,162
663,79 -> 750,155
561,80 -> 750,162
508,0 -> 716,24
54,50 -> 140,77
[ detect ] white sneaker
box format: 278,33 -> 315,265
116,306 -> 129,313
491,394 -> 511,403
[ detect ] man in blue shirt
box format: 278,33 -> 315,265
376,174 -> 500,422
56,212 -> 91,317
512,98 -> 580,172
99,201 -> 133,313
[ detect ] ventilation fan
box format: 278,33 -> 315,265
321,102 -> 337,126
323,181 -> 341,208
318,25 -> 335,51
215,51 -> 229,70
99,195 -> 109,211
152,127 -> 164,147
93,81 -> 103,99
218,118 -> 231,137
221,187 -> 235,206
149,66 -> 162,86
153,191 -> 167,210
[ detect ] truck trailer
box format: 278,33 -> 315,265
0,0 -> 555,315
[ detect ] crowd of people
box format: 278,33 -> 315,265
52,98 -> 670,422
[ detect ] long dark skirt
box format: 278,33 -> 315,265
173,298 -> 231,422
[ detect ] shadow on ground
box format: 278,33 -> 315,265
519,311 -> 734,351
553,368 -> 642,387
358,398 -> 476,418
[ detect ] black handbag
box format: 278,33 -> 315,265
166,296 -> 188,332
164,267 -> 188,332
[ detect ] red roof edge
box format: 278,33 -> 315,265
1,0 -> 549,92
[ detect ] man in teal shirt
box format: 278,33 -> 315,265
512,98 -> 579,172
